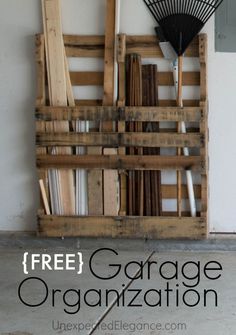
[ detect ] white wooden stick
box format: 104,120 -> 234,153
173,59 -> 197,217
39,179 -> 51,215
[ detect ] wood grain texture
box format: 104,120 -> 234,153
37,155 -> 203,171
103,149 -> 119,216
199,35 -> 208,232
102,0 -> 118,215
126,35 -> 199,58
36,106 -> 203,122
39,180 -> 51,215
69,71 -> 200,87
35,34 -> 46,107
37,132 -> 203,148
38,215 -> 207,239
42,0 -> 75,215
117,34 -> 127,215
87,147 -> 103,216
36,33 -> 199,59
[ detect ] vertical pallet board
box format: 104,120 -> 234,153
102,0 -> 119,216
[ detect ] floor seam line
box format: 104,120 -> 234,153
87,250 -> 156,335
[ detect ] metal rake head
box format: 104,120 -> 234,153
144,0 -> 224,55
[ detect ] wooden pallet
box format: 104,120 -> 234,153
36,33 -> 208,240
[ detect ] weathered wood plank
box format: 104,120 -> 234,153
73,99 -> 198,107
159,99 -> 199,107
64,35 -> 105,58
36,106 -> 203,122
162,185 -> 201,199
42,0 -> 75,215
75,99 -> 103,106
87,147 -> 103,216
65,46 -> 104,58
37,155 -> 203,171
126,35 -> 199,58
37,34 -> 198,59
69,71 -> 200,86
103,149 -> 119,216
37,132 -> 203,148
70,72 -> 103,86
38,215 -> 207,239
102,0 -> 118,216
64,35 -> 105,46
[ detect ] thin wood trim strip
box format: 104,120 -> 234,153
38,215 -> 207,239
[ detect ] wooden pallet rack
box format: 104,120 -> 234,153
36,33 -> 209,240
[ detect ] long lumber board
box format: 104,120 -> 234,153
87,0 -> 119,216
42,0 -> 75,215
102,0 -> 119,216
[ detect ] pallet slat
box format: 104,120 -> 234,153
38,215 -> 206,239
69,71 -> 200,86
37,132 -> 203,148
61,34 -> 199,58
36,106 -> 203,122
37,155 -> 204,171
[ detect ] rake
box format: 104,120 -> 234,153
143,0 -> 223,56
143,0 -> 224,217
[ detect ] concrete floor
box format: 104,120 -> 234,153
0,242 -> 236,335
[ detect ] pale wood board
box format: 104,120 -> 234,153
104,149 -> 119,215
87,147 -> 103,216
39,180 -> 51,215
102,0 -> 118,216
42,0 -> 75,215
